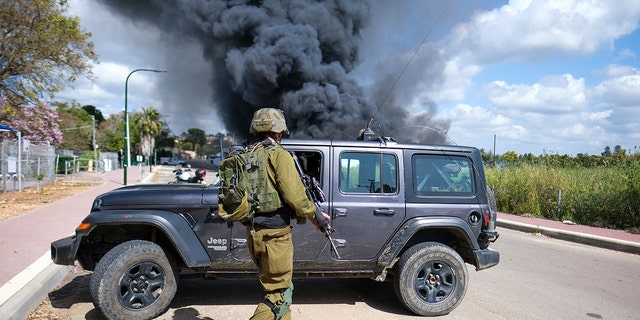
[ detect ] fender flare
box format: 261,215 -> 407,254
377,216 -> 479,269
80,210 -> 211,267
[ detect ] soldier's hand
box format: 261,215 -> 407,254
312,209 -> 331,233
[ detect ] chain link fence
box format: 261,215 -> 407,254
1,139 -> 56,192
1,138 -> 122,192
56,149 -> 119,184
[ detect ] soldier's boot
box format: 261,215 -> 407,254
249,302 -> 291,320
250,284 -> 293,320
249,302 -> 276,320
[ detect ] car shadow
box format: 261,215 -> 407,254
47,269 -> 413,318
48,272 -> 92,308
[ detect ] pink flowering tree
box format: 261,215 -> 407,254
0,96 -> 63,145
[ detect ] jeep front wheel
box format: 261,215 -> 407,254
394,242 -> 468,316
90,240 -> 177,320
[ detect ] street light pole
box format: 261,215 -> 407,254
219,133 -> 224,160
124,68 -> 166,185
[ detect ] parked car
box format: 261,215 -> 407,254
52,137 -> 499,319
159,157 -> 186,166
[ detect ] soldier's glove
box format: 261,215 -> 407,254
314,207 -> 332,233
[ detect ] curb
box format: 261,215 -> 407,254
0,252 -> 71,320
141,170 -> 157,183
497,219 -> 640,255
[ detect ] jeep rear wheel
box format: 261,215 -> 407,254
394,242 -> 468,316
90,240 -> 177,320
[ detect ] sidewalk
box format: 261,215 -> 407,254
497,212 -> 640,255
0,171 -> 638,319
0,166 -> 155,320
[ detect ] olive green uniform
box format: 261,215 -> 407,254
247,143 -> 316,320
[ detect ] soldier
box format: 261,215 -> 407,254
246,107 -> 330,320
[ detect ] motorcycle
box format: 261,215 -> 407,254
171,167 -> 207,184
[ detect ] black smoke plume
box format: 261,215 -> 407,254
98,0 -> 450,143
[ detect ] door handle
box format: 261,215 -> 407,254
373,208 -> 395,216
231,238 -> 247,249
334,208 -> 348,218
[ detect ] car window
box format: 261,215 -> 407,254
291,150 -> 323,184
340,152 -> 397,194
413,155 -> 474,195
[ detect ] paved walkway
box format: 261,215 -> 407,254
0,166 -> 155,320
497,212 -> 640,254
0,168 -> 638,319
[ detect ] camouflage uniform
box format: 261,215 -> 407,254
247,109 -> 317,320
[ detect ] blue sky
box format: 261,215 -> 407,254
61,0 -> 640,156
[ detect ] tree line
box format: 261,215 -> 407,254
480,145 -> 638,168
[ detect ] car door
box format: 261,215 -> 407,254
286,146 -> 332,261
329,147 -> 406,260
229,146 -> 330,262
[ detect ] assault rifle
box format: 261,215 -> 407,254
290,151 -> 340,259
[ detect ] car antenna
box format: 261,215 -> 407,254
359,11 -> 444,141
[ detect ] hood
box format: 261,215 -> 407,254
92,184 -> 219,211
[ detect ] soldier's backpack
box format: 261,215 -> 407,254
217,141 -> 283,223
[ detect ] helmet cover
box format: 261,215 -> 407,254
250,108 -> 289,134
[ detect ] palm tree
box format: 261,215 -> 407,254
133,107 -> 163,162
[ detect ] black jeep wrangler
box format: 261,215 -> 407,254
51,137 -> 499,319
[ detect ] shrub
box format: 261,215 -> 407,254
486,159 -> 640,230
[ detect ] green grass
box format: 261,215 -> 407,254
486,161 -> 640,230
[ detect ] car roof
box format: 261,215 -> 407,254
281,138 -> 479,154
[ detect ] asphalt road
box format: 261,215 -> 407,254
42,228 -> 640,320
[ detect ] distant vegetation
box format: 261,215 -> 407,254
484,146 -> 640,232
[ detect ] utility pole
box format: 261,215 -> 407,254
493,134 -> 497,166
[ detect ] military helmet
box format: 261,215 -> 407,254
250,108 -> 289,134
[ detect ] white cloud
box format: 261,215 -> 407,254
447,0 -> 640,65
440,103 -> 529,151
92,62 -> 130,89
440,69 -> 630,155
586,110 -> 613,121
68,0 -> 164,66
424,0 -> 640,132
600,64 -> 637,77
594,65 -> 640,106
57,61 -> 167,116
429,57 -> 480,103
617,48 -> 637,60
483,74 -> 587,114
589,64 -> 640,146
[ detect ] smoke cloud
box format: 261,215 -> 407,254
98,0 -> 450,143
